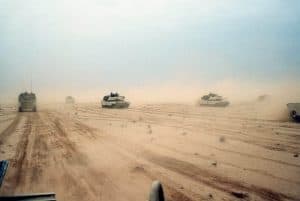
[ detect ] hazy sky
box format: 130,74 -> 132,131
1,0 -> 300,102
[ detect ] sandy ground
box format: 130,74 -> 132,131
0,102 -> 300,201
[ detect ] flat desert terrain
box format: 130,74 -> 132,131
0,103 -> 300,201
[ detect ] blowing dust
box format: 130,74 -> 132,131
123,79 -> 298,120
1,77 -> 299,121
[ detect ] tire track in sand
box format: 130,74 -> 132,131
64,110 -> 196,201
40,112 -> 112,201
146,152 -> 298,201
1,112 -> 106,201
69,108 -> 300,201
0,114 -> 21,145
1,113 -> 32,194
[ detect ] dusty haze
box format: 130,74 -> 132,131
1,1 -> 300,201
1,78 -> 299,103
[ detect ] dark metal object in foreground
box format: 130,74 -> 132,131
149,181 -> 165,201
0,160 -> 56,201
0,160 -> 9,187
287,103 -> 300,122
0,193 -> 56,201
1,160 -> 165,201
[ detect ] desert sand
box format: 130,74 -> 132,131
0,102 -> 300,201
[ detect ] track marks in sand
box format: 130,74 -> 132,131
0,114 -> 21,145
36,112 -> 110,201
130,162 -> 195,201
1,112 -> 106,201
1,113 -> 53,193
71,106 -> 300,200
77,105 -> 300,155
1,113 -> 32,193
53,118 -> 84,162
146,152 -> 298,201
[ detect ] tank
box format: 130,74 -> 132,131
257,94 -> 270,102
18,92 -> 37,112
198,93 -> 229,107
287,103 -> 300,121
101,92 -> 130,108
65,96 -> 75,104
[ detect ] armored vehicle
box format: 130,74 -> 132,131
101,92 -> 130,108
287,103 -> 300,121
18,92 -> 37,112
198,93 -> 229,107
257,94 -> 270,102
65,96 -> 75,104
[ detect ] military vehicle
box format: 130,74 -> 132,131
257,94 -> 270,102
65,96 -> 75,104
287,103 -> 300,121
101,92 -> 130,108
18,92 -> 37,112
198,93 -> 229,107
0,160 -> 165,201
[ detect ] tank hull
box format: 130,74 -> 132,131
199,100 -> 230,107
101,101 -> 130,108
19,102 -> 36,112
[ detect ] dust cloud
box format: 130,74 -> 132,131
121,78 -> 299,121
123,78 -> 300,104
1,77 -> 299,121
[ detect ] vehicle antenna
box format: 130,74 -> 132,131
30,72 -> 32,93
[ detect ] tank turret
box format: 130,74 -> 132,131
101,92 -> 130,108
198,93 -> 229,107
